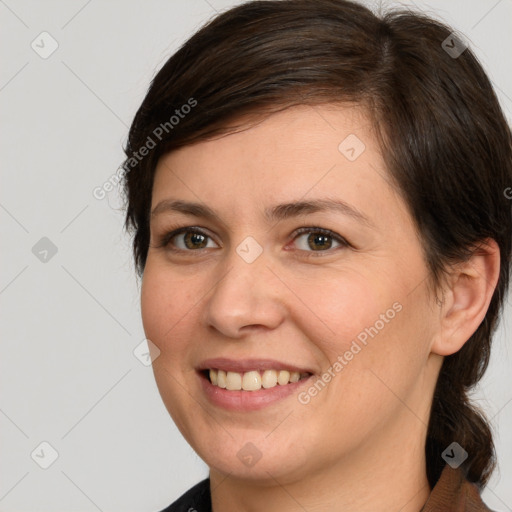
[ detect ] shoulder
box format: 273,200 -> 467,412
157,478 -> 211,512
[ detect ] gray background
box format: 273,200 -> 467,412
1,0 -> 511,510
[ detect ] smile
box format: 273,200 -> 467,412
206,368 -> 311,391
197,357 -> 315,411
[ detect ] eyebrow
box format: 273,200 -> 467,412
151,198 -> 374,228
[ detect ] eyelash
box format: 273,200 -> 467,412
155,225 -> 350,258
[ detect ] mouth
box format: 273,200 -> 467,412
200,368 -> 312,391
196,358 -> 315,411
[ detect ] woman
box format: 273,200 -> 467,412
121,1 -> 511,510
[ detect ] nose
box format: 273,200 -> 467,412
201,244 -> 286,338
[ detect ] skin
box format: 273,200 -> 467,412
141,104 -> 500,512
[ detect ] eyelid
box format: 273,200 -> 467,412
156,226 -> 220,251
156,225 -> 349,254
291,226 -> 349,253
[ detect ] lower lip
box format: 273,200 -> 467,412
198,371 -> 313,411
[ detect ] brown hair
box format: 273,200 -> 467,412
121,0 -> 512,489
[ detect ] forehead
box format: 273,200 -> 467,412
151,104 -> 406,228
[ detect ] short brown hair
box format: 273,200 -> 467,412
122,0 -> 512,489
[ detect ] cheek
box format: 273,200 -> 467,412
285,267 -> 386,358
289,266 -> 429,410
140,263 -> 202,434
140,262 -> 197,355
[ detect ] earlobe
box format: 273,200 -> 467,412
430,238 -> 500,357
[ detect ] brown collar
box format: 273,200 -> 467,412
421,464 -> 493,512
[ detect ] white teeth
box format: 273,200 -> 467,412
217,370 -> 227,388
277,370 -> 290,385
207,369 -> 305,391
226,371 -> 242,390
242,370 -> 261,391
261,369 -> 278,388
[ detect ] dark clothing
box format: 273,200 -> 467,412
159,464 -> 493,512
420,465 -> 494,512
159,478 -> 211,512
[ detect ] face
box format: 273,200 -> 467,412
141,105 -> 442,484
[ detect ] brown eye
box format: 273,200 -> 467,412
292,227 -> 348,253
162,228 -> 218,251
181,231 -> 208,249
306,232 -> 333,251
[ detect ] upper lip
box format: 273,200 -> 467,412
197,357 -> 314,374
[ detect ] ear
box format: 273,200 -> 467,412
430,238 -> 501,356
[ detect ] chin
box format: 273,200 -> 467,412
196,433 -> 314,485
